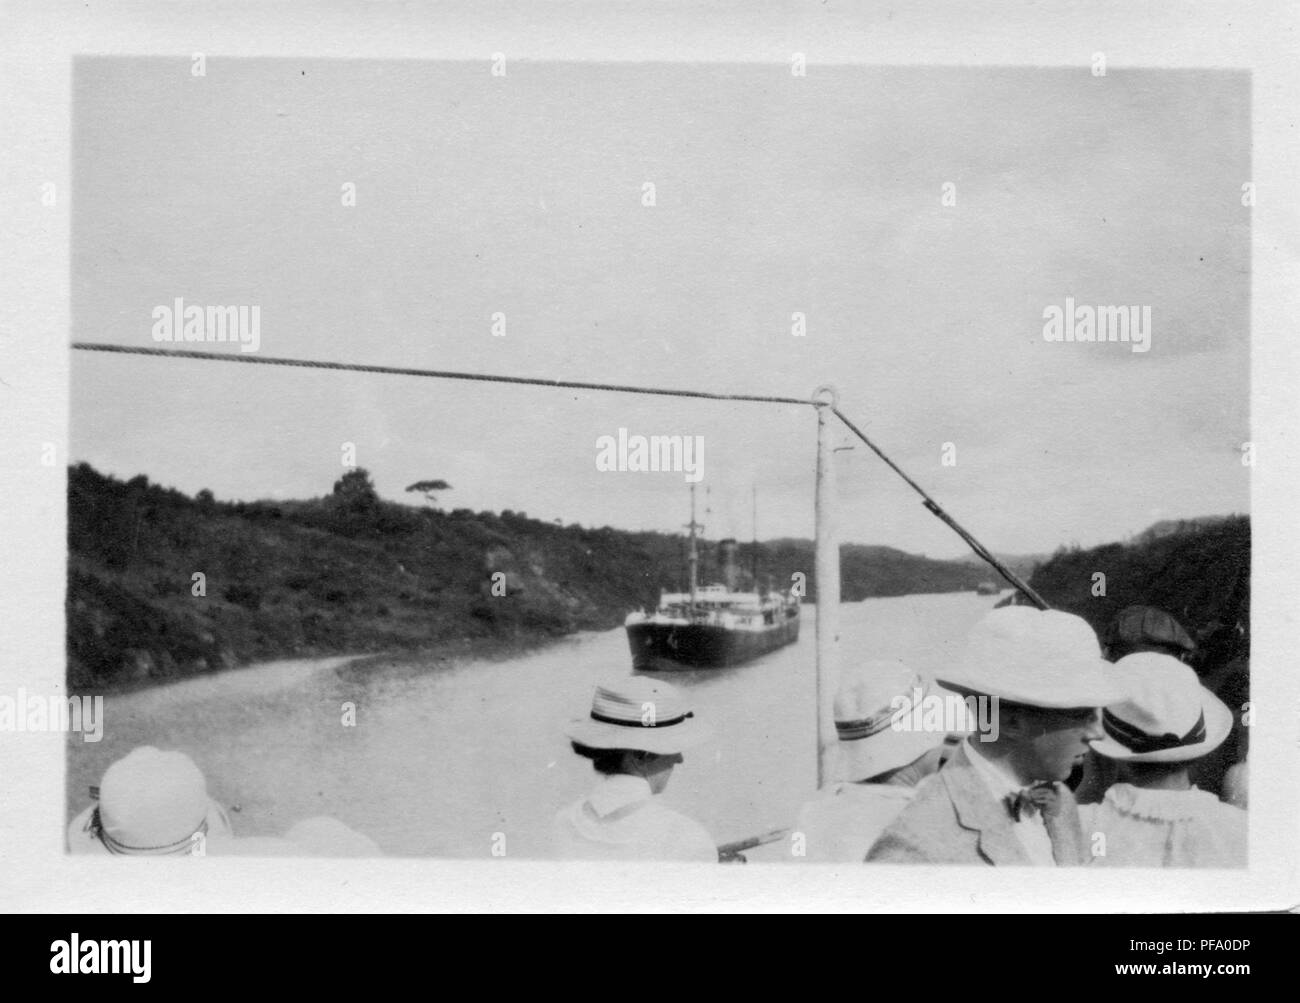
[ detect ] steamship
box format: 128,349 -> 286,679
624,487 -> 801,671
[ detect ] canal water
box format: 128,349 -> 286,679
66,591 -> 1004,858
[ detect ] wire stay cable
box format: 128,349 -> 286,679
69,343 -> 812,407
829,406 -> 1049,608
71,341 -> 1048,606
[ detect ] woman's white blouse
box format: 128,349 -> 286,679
1079,783 -> 1246,868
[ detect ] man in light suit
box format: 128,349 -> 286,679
866,606 -> 1123,866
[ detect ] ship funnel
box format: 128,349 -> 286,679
718,538 -> 739,590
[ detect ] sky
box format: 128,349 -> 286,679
70,59 -> 1250,558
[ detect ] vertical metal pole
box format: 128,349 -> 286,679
687,483 -> 698,607
813,387 -> 841,789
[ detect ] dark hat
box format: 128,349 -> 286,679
1104,605 -> 1195,660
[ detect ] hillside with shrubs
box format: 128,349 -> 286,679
66,463 -> 997,690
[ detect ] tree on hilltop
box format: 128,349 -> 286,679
333,467 -> 380,512
405,479 -> 452,507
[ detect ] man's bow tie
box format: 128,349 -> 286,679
1005,782 -> 1061,822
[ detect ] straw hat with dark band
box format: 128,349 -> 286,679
1090,653 -> 1232,764
834,660 -> 950,782
66,746 -> 233,856
565,676 -> 711,755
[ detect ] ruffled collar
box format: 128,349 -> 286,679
1103,782 -> 1222,822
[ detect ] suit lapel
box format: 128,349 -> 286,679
942,745 -> 1032,866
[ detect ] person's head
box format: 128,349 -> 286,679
1103,605 -> 1196,663
67,746 -> 233,855
938,607 -> 1123,785
1089,652 -> 1233,786
564,676 -> 709,793
991,702 -> 1105,782
571,742 -> 685,793
832,660 -> 947,786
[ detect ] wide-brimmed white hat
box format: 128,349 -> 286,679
1090,652 -> 1233,763
939,607 -> 1123,709
565,676 -> 711,755
834,660 -> 949,782
67,746 -> 233,856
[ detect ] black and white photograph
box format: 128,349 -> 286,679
2,1 -> 1298,925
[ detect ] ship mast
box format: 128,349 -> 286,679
751,485 -> 759,594
685,483 -> 702,609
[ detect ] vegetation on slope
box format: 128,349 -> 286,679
67,463 -> 996,690
1026,515 -> 1250,669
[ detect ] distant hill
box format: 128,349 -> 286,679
764,538 -> 995,599
1129,515 -> 1238,546
954,551 -> 1047,581
66,463 -> 995,690
1026,515 -> 1250,669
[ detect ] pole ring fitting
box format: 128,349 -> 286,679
812,384 -> 839,409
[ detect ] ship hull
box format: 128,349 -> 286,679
626,615 -> 800,671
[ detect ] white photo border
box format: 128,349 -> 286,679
1,0 -> 1296,913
